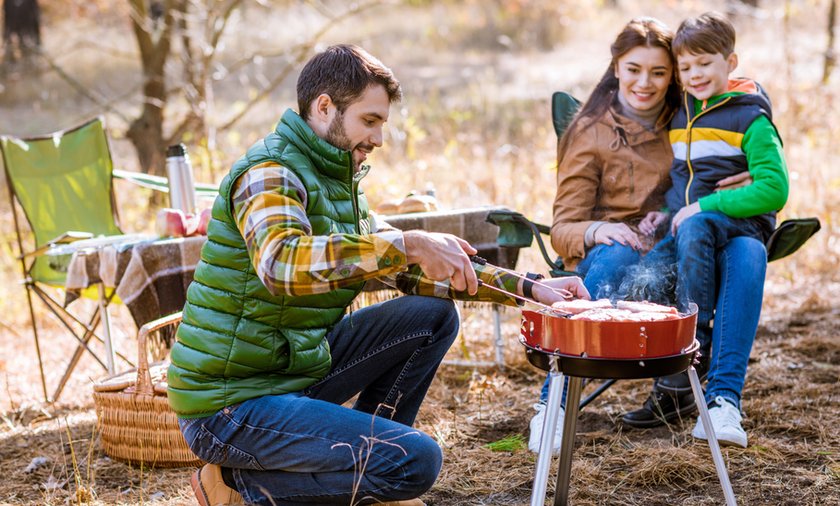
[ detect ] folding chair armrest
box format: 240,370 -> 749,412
766,217 -> 821,263
114,169 -> 219,198
19,231 -> 95,259
485,210 -> 573,277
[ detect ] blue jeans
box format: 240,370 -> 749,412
704,236 -> 766,409
179,295 -> 459,505
643,211 -> 766,347
539,243 -> 641,403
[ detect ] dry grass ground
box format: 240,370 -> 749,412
1,0 -> 838,504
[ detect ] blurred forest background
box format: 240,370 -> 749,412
0,0 -> 838,505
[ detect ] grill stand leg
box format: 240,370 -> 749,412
531,356 -> 564,506
554,375 -> 582,506
688,365 -> 737,506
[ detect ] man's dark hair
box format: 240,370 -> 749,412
297,44 -> 402,120
672,11 -> 736,58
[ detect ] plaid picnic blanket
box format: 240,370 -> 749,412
63,235 -> 204,327
61,207 -> 519,326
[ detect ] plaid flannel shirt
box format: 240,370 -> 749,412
232,163 -> 521,306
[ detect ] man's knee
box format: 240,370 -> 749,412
371,431 -> 442,500
404,296 -> 459,341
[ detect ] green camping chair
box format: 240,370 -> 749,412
487,91 -> 822,409
1,117 -> 131,403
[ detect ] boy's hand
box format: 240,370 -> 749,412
404,230 -> 479,294
671,202 -> 701,235
532,276 -> 591,305
593,223 -> 643,250
639,211 -> 669,236
715,171 -> 752,191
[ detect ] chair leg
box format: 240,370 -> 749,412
554,375 -> 583,506
688,366 -> 737,506
32,285 -> 108,367
531,361 -> 564,506
23,283 -> 49,402
51,316 -> 99,403
579,379 -> 616,410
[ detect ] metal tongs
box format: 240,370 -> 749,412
470,256 -> 574,317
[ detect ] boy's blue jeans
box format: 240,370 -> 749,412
539,243 -> 641,403
644,211 -> 766,338
704,235 -> 766,409
178,295 -> 459,505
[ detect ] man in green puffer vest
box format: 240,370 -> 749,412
170,44 -> 589,506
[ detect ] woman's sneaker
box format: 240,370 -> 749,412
691,396 -> 747,448
528,402 -> 565,455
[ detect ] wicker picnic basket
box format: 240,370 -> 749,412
93,312 -> 202,468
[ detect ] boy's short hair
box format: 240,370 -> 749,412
297,44 -> 402,121
672,11 -> 736,57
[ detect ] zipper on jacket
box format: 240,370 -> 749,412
683,95 -> 733,205
628,161 -> 635,196
351,163 -> 371,234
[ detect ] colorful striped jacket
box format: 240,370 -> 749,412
665,79 -> 789,239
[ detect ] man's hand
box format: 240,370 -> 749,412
403,230 -> 479,294
593,222 -> 643,250
715,171 -> 752,191
531,276 -> 591,305
670,202 -> 701,235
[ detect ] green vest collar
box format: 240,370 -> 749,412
277,109 -> 355,183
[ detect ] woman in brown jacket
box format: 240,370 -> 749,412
530,17 -> 757,455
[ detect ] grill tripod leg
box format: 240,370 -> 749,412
689,365 -> 737,506
531,358 -> 563,506
554,376 -> 582,506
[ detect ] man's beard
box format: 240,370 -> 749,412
325,110 -> 352,152
325,110 -> 373,172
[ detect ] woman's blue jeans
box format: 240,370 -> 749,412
539,243 -> 641,403
178,295 -> 459,505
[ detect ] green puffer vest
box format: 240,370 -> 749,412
168,109 -> 369,418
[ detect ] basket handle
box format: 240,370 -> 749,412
135,311 -> 184,396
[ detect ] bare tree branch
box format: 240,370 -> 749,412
216,0 -> 387,132
37,52 -> 132,123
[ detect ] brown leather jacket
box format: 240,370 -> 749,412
550,105 -> 673,269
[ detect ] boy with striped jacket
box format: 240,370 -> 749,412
635,11 -> 788,448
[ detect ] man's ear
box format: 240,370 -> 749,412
727,52 -> 739,73
308,93 -> 335,136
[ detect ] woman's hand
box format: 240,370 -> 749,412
670,202 -> 701,235
638,211 -> 669,236
593,222 -> 643,250
715,171 -> 752,191
532,276 -> 591,305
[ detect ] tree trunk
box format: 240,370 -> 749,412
2,0 -> 41,64
126,101 -> 165,178
825,0 -> 837,84
126,0 -> 177,176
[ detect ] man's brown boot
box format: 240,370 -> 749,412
378,500 -> 426,506
191,464 -> 244,506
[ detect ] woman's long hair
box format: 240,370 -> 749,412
557,17 -> 680,161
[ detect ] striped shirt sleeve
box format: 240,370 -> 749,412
233,162 -> 522,305
232,163 -> 408,296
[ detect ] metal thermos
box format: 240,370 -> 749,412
165,144 -> 196,214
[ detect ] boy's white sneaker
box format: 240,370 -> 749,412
528,402 -> 565,455
691,396 -> 748,448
